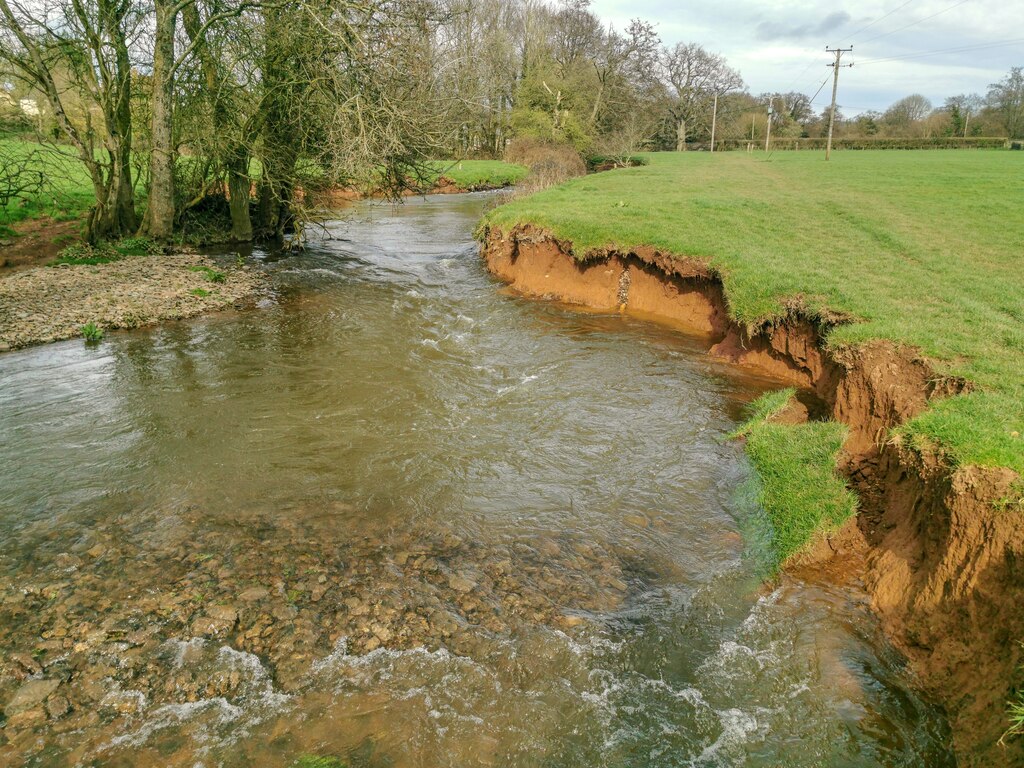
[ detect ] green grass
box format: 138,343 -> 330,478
736,391 -> 858,567
0,137 -> 94,226
484,150 -> 1024,475
429,160 -> 528,189
190,265 -> 226,283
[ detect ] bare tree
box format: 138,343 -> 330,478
661,42 -> 743,150
987,66 -> 1024,139
883,94 -> 932,132
0,0 -> 142,241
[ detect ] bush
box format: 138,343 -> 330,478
504,138 -> 587,195
115,236 -> 161,256
49,242 -> 121,266
49,237 -> 161,266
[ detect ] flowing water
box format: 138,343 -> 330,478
0,194 -> 952,767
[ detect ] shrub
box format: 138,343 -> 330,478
50,242 -> 121,266
80,322 -> 103,342
504,138 -> 587,195
115,236 -> 161,256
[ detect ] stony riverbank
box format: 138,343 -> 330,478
0,253 -> 264,351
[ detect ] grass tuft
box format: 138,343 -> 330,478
730,388 -> 798,439
190,265 -> 226,283
733,390 -> 858,569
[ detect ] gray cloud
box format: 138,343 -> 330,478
755,11 -> 852,42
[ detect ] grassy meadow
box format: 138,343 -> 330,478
0,137 -> 94,232
429,159 -> 528,189
485,150 -> 1024,477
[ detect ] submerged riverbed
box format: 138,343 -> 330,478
0,194 -> 952,766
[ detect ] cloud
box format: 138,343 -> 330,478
755,11 -> 851,42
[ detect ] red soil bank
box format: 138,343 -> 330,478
481,223 -> 1024,767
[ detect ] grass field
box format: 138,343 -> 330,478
0,137 -> 94,232
485,150 -> 1024,482
429,159 -> 528,189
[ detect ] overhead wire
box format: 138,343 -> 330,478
856,0 -> 972,46
841,0 -> 917,43
856,36 -> 1024,65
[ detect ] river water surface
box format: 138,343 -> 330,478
1,195 -> 952,766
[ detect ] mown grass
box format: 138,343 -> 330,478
429,159 -> 527,189
484,150 -> 1024,475
733,391 -> 858,568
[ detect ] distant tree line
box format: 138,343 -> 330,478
1,0 -> 1021,244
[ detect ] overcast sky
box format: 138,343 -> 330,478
589,0 -> 1022,115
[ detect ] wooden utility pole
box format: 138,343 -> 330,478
710,92 -> 718,153
765,99 -> 773,152
825,46 -> 853,161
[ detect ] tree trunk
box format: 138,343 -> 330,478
227,150 -> 253,242
675,119 -> 687,151
144,0 -> 177,239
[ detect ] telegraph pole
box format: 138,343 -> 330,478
710,92 -> 718,153
825,46 -> 853,160
765,99 -> 773,152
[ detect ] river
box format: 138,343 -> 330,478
0,194 -> 952,766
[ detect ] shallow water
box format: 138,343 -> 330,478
0,194 -> 952,766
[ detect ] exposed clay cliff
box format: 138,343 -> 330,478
481,223 -> 1024,767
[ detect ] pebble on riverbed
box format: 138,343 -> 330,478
0,508 -> 649,762
0,253 -> 264,351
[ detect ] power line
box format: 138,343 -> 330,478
857,36 -> 1024,65
857,0 -> 971,45
842,0 -> 917,44
809,73 -> 832,103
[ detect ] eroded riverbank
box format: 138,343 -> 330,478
0,195 -> 956,766
480,223 -> 1024,766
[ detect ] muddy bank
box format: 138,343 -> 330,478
0,253 -> 263,351
0,218 -> 82,273
481,223 -> 1024,766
